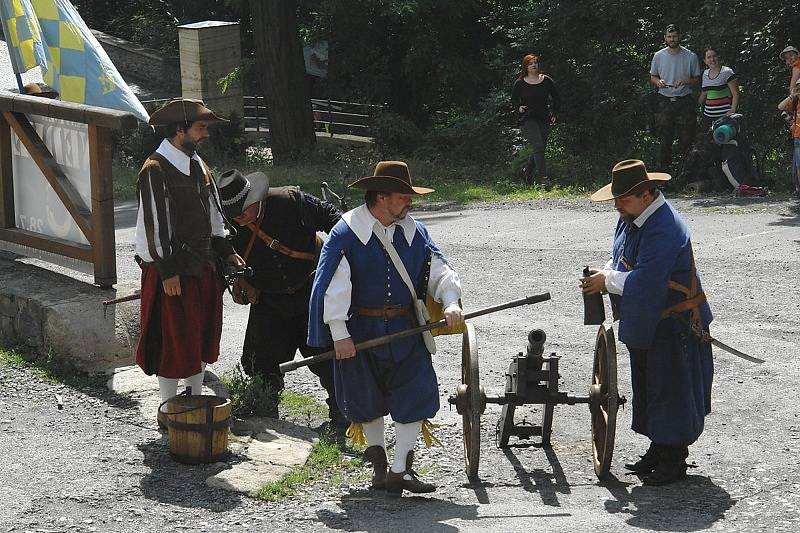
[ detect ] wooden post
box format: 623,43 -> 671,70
0,112 -> 14,229
88,125 -> 116,288
178,21 -> 243,122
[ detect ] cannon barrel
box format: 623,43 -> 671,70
526,329 -> 546,358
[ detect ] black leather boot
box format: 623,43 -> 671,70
642,445 -> 688,486
624,442 -> 659,474
364,446 -> 388,490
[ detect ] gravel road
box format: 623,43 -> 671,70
3,194 -> 799,532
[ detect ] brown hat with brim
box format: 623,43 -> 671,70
23,82 -> 59,99
348,160 -> 434,195
590,159 -> 671,202
148,98 -> 228,126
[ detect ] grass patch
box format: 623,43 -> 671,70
279,389 -> 329,422
112,140 -> 594,208
0,342 -> 96,386
112,163 -> 139,202
256,436 -> 368,502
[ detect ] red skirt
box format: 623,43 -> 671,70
135,263 -> 223,378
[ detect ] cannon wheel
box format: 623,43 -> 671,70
590,325 -> 618,479
461,323 -> 482,480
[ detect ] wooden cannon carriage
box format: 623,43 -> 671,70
448,322 -> 625,481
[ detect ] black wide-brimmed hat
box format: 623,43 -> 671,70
590,159 -> 671,202
149,98 -> 227,126
217,169 -> 269,220
348,161 -> 434,195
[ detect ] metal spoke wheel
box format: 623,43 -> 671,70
589,325 -> 619,479
460,323 -> 484,480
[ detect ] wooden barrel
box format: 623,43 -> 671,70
165,395 -> 231,464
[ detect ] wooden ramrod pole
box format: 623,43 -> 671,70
280,292 -> 551,374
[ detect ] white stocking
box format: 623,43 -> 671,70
183,362 -> 207,395
392,420 -> 421,475
362,417 -> 385,449
158,377 -> 178,413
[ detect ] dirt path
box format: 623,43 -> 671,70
3,195 -> 799,532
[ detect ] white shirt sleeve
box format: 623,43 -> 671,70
428,254 -> 462,307
324,255 -> 353,341
209,191 -> 228,238
603,269 -> 630,295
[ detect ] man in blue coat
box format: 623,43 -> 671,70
308,161 -> 463,497
581,159 -> 714,486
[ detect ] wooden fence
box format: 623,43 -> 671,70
142,96 -> 382,139
244,96 -> 381,138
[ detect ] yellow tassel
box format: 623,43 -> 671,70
345,422 -> 367,446
421,419 -> 442,448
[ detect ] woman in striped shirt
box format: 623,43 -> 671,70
698,47 -> 739,130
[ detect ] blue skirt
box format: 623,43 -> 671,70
627,318 -> 714,445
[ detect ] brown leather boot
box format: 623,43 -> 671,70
386,450 -> 436,497
363,445 -> 388,489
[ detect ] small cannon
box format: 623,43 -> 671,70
448,323 -> 626,480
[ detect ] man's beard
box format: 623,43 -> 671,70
667,41 -> 680,48
619,212 -> 635,224
181,138 -> 198,153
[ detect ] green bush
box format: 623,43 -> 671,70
371,111 -> 424,155
416,91 -> 514,164
222,364 -> 277,419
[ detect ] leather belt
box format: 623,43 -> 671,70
351,304 -> 412,319
245,223 -> 316,262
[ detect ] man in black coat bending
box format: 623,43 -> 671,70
217,169 -> 345,431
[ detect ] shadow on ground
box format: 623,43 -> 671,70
137,437 -> 244,511
601,472 -> 734,531
317,488 -> 479,532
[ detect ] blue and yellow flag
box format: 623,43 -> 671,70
0,0 -> 49,73
1,0 -> 149,122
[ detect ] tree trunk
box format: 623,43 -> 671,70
250,0 -> 316,162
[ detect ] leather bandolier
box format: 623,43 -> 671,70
660,246 -> 707,333
231,186 -> 320,296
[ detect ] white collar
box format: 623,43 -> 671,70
155,138 -> 204,176
633,192 -> 666,227
341,204 -> 417,246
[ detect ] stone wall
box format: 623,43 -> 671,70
91,29 -> 180,93
0,255 -> 138,371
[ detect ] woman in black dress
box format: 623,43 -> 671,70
511,54 -> 559,184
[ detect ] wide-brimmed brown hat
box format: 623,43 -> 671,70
23,82 -> 59,99
148,98 -> 227,126
217,169 -> 269,220
590,159 -> 671,202
348,161 -> 434,195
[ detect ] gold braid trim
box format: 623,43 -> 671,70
345,422 -> 367,446
421,419 -> 442,448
